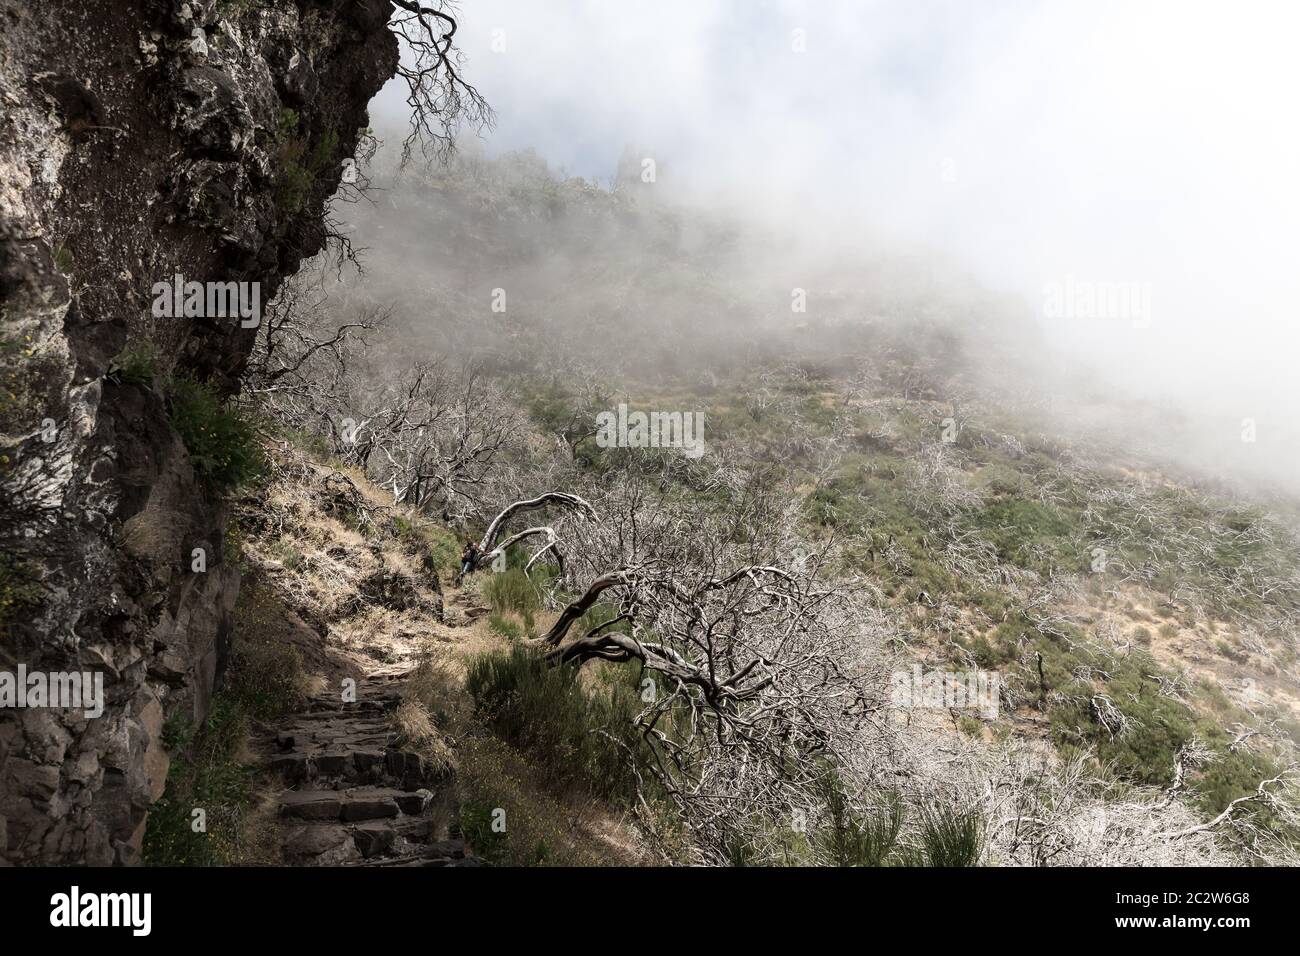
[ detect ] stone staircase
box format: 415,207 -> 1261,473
251,673 -> 476,867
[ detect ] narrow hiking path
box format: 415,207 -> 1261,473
249,587 -> 492,867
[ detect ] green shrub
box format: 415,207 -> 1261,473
225,640 -> 307,720
272,108 -> 340,216
1041,643 -> 1194,787
51,242 -> 75,274
465,645 -> 654,806
976,462 -> 1029,497
963,631 -> 1017,668
169,377 -> 265,491
905,803 -> 985,867
455,736 -> 606,866
111,341 -> 163,387
957,715 -> 984,737
484,567 -> 541,629
271,541 -> 304,571
968,498 -> 1080,574
277,424 -> 334,461
392,514 -> 461,577
142,699 -> 269,866
144,580 -> 314,864
458,798 -> 511,865
815,775 -> 903,867
0,553 -> 43,637
466,644 -> 597,777
573,601 -> 632,641
487,611 -> 526,640
225,579 -> 311,719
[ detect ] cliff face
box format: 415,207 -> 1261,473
0,0 -> 398,865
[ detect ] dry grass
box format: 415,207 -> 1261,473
395,652 -> 464,777
231,440 -> 648,866
403,606 -> 651,866
456,734 -> 647,866
237,443 -> 446,678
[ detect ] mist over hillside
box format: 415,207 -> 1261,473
246,136 -> 1300,866
362,0 -> 1300,496
336,139 -> 1020,376
324,134 -> 1296,506
5,0 -> 1299,901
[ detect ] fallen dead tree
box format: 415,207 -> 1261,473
472,492 -> 598,576
482,478 -> 887,861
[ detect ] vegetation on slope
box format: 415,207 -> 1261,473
200,146 -> 1300,865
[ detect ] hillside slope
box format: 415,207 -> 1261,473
247,146 -> 1300,864
143,438 -> 646,866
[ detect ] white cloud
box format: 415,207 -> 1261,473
372,0 -> 1300,486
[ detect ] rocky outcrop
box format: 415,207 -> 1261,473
0,0 -> 398,865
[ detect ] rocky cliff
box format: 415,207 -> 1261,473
0,0 -> 398,865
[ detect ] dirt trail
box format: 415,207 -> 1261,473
250,587 -> 491,867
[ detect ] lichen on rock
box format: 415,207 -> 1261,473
0,0 -> 399,865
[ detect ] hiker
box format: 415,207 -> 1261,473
458,538 -> 481,583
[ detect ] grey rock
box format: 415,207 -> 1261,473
351,821 -> 396,858
284,824 -> 359,865
280,792 -> 343,821
0,0 -> 400,866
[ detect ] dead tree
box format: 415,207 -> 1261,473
388,1 -> 494,164
243,271 -> 387,433
512,477 -> 881,861
472,491 -> 598,574
358,361 -> 527,522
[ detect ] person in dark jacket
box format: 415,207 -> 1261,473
457,538 -> 480,584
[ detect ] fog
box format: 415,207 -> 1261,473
361,0 -> 1300,494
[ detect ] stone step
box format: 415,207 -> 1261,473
340,840 -> 473,867
279,786 -> 433,822
254,664 -> 472,866
303,700 -> 397,716
352,820 -> 398,859
262,724 -> 392,752
280,818 -> 458,865
282,823 -> 360,866
264,744 -> 437,791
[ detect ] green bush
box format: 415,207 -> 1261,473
815,776 -> 903,867
465,645 -> 654,806
277,424 -> 334,461
904,803 -> 985,867
52,242 -> 75,274
0,553 -> 43,637
455,736 -> 607,866
391,514 -> 461,578
225,578 -> 311,719
1047,647 -> 1192,787
111,341 -> 162,388
272,108 -> 340,216
225,640 -> 307,721
968,498 -> 1080,574
169,377 -> 266,491
487,611 -> 526,640
484,566 -> 542,631
142,700 -> 263,866
458,798 -> 511,865
144,580 -> 314,864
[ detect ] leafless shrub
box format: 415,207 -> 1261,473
353,361 -> 528,522
388,1 -> 494,164
473,476 -> 889,861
